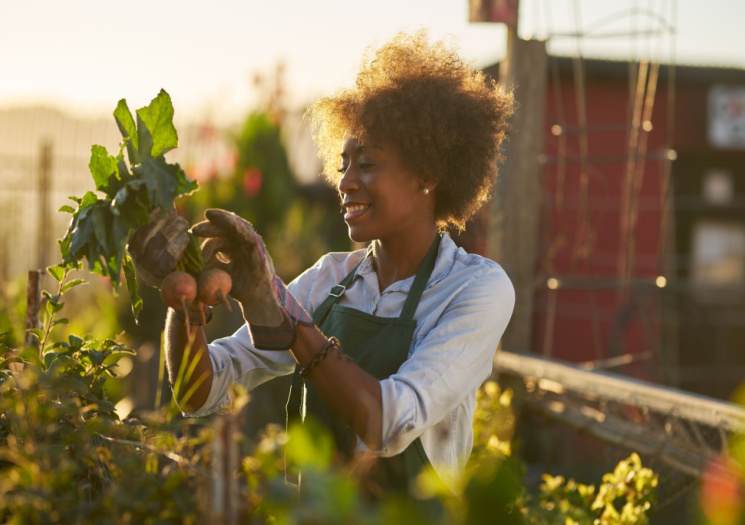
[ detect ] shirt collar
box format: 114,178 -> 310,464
353,233 -> 458,294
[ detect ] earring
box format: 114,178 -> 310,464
423,188 -> 430,195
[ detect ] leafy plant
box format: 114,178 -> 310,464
59,89 -> 200,319
522,452 -> 658,525
472,380 -> 516,459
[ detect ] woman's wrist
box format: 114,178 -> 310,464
292,324 -> 332,367
300,337 -> 341,377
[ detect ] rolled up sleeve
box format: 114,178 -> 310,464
378,266 -> 515,456
183,324 -> 298,417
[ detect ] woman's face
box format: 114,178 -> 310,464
337,137 -> 434,244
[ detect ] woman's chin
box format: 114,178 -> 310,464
347,226 -> 372,244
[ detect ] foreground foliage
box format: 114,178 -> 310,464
0,266 -> 659,523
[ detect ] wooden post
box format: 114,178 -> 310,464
13,269 -> 43,372
488,37 -> 548,354
212,415 -> 238,525
37,141 -> 52,272
24,269 -> 43,349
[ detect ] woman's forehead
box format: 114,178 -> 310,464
340,137 -> 385,156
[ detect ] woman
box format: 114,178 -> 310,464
129,30 -> 514,501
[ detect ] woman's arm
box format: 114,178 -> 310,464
163,309 -> 213,413
291,324 -> 384,449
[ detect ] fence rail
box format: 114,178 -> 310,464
494,350 -> 745,477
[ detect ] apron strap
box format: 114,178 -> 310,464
311,247 -> 370,326
399,233 -> 441,321
288,251 -> 368,432
312,234 -> 442,325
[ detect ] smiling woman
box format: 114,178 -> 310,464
307,30 -> 514,232
127,29 -> 516,515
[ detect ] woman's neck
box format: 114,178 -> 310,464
372,227 -> 438,292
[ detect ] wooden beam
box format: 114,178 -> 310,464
488,38 -> 548,354
495,350 -> 745,433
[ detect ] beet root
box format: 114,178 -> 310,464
160,271 -> 199,331
197,267 -> 232,311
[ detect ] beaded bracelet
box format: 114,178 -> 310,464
300,336 -> 341,378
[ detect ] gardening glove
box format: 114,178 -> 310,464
127,208 -> 190,289
127,209 -> 211,329
191,208 -> 313,350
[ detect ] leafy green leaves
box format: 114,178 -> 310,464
59,89 -> 198,307
89,145 -> 119,193
136,90 -> 178,157
123,256 -> 142,320
47,264 -> 65,282
114,98 -> 140,165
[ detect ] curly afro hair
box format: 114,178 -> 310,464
305,30 -> 514,231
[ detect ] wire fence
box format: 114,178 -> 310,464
0,105 -> 319,286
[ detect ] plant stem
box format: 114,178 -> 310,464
38,268 -> 70,364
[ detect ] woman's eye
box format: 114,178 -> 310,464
359,162 -> 374,170
337,166 -> 347,174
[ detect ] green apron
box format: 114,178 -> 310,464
287,233 -> 444,509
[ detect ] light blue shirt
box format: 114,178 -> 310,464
188,233 -> 515,488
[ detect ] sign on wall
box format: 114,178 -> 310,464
468,0 -> 519,25
709,85 -> 745,149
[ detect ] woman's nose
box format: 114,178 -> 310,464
337,166 -> 359,196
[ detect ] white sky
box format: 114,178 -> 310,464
1,0 -> 743,124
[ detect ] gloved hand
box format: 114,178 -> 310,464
127,209 -> 211,329
191,209 -> 313,350
127,208 -> 190,288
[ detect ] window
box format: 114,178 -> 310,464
691,220 -> 745,302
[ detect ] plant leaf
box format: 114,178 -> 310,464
123,256 -> 143,322
116,154 -> 134,185
43,351 -> 58,369
136,113 -> 154,160
60,279 -> 87,293
135,157 -> 197,213
47,265 -> 65,282
136,89 -> 178,157
26,328 -> 44,343
42,291 -> 59,302
114,99 -> 140,165
46,299 -> 65,316
80,190 -> 98,208
89,145 -> 118,196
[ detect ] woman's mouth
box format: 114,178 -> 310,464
344,203 -> 370,221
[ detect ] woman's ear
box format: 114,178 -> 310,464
420,179 -> 439,195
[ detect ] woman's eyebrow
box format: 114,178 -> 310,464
340,144 -> 369,158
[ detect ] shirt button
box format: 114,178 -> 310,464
403,423 -> 414,433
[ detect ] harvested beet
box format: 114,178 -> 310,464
197,267 -> 232,311
161,271 -> 198,309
